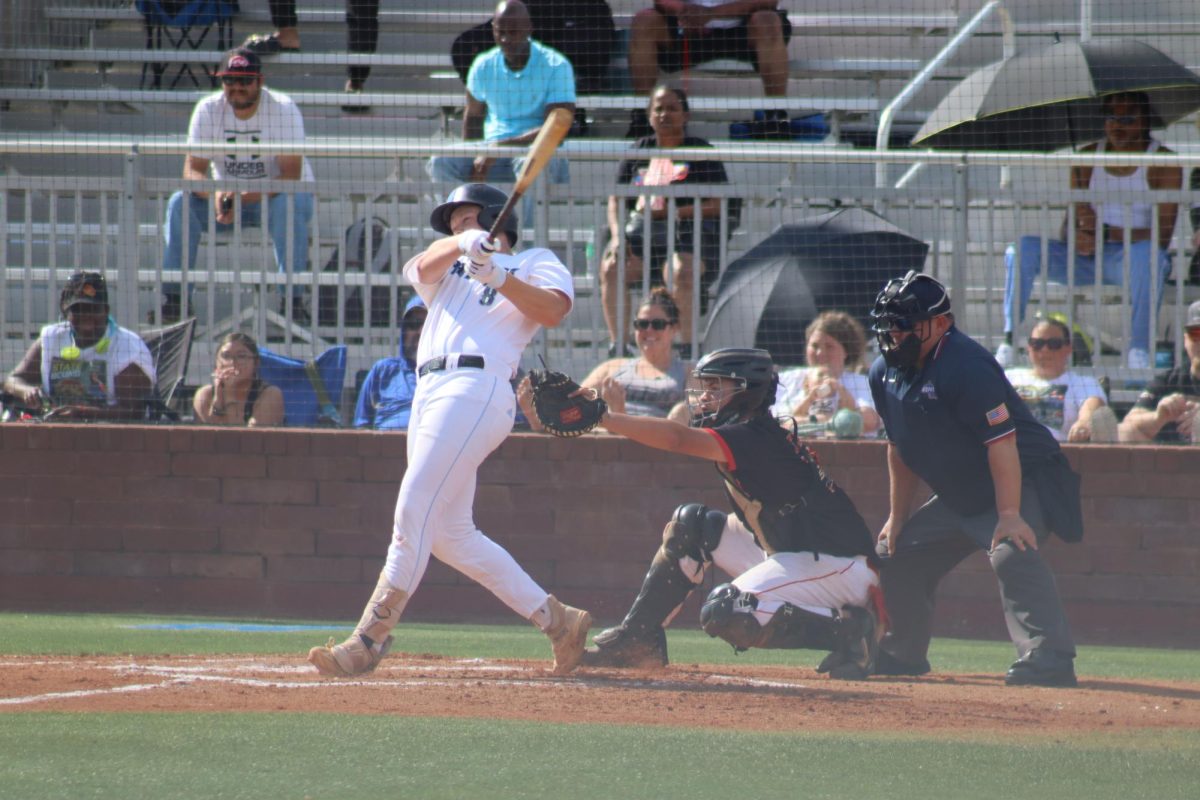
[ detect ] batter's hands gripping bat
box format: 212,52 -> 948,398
487,107 -> 574,243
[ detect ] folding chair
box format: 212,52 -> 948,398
137,0 -> 238,90
140,316 -> 198,420
257,345 -> 348,427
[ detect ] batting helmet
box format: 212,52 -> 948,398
429,183 -> 518,246
688,348 -> 778,428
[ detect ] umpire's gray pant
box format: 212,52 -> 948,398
878,479 -> 1075,664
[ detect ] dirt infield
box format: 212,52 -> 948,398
3,653 -> 1198,735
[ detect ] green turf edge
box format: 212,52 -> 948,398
0,713 -> 1197,800
3,612 -> 1199,681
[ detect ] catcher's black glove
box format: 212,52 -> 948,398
528,368 -> 607,437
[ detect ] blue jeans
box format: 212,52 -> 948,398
162,190 -> 314,297
1003,235 -> 1170,353
426,156 -> 569,228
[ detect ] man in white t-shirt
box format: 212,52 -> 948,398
160,48 -> 315,323
3,271 -> 155,422
308,183 -> 592,679
1004,317 -> 1116,443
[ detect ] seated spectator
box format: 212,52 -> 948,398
1119,299 -> 1200,443
2,271 -> 155,422
625,1 -> 792,139
602,85 -> 737,354
451,1 -> 615,100
772,310 -> 880,435
428,0 -> 575,188
193,332 -> 284,426
242,1 -> 380,111
1004,317 -> 1117,443
162,48 -> 315,323
353,297 -> 427,430
997,92 -> 1181,371
588,288 -> 692,422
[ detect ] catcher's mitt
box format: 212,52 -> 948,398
528,368 -> 607,437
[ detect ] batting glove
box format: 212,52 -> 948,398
467,257 -> 507,289
458,230 -> 496,265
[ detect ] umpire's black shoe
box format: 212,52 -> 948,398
872,648 -> 931,677
1005,650 -> 1077,687
580,625 -> 668,669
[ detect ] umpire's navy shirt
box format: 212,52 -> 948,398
868,326 -> 1060,517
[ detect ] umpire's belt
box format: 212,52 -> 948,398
418,354 -> 486,378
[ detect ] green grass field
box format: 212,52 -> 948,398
2,612 -> 1198,800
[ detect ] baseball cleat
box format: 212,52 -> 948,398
816,605 -> 881,681
580,625 -> 668,669
308,634 -> 393,677
871,648 -> 931,677
1004,650 -> 1077,687
544,596 -> 592,675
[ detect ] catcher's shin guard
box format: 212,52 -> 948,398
308,576 -> 408,677
815,604 -> 883,681
538,595 -> 592,675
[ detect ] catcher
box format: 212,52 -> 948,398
530,348 -> 885,678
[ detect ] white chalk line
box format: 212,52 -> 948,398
0,656 -> 814,706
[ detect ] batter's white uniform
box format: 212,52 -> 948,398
384,247 -> 573,617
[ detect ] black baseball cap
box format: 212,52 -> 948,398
217,48 -> 263,77
60,271 -> 109,313
1186,300 -> 1200,330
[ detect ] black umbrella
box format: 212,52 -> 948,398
703,207 -> 929,366
913,38 -> 1200,151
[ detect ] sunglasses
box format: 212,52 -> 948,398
1187,327 -> 1200,340
1105,114 -> 1138,125
221,75 -> 256,86
1028,337 -> 1068,351
633,318 -> 672,331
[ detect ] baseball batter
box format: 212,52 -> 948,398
582,348 -> 885,679
868,271 -> 1081,687
308,183 -> 591,677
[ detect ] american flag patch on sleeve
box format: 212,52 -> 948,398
986,403 -> 1010,426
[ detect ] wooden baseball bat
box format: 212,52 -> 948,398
488,107 -> 574,242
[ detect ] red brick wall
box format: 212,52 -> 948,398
1,425 -> 1196,647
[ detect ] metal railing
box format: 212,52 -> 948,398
3,137 -> 1198,386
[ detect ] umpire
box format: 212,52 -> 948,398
867,271 -> 1083,687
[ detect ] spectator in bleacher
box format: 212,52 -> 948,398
352,296 -> 427,430
1003,317 -> 1117,443
428,0 -> 575,188
601,85 -> 736,355
585,287 -> 692,422
451,0 -> 615,127
2,271 -> 155,422
193,332 -> 285,427
243,1 -> 380,111
1118,299 -> 1200,444
161,48 -> 315,324
771,310 -> 880,435
625,1 -> 792,139
996,92 -> 1182,371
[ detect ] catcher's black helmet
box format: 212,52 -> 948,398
688,348 -> 778,428
429,183 -> 518,246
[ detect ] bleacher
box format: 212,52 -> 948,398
5,0 -> 1200,418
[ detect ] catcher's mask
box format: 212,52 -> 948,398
430,183 -> 518,247
687,348 -> 777,428
870,270 -> 951,370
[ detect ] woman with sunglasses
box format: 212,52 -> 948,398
193,332 -> 284,426
582,288 -> 691,422
1003,318 -> 1115,443
772,311 -> 880,436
